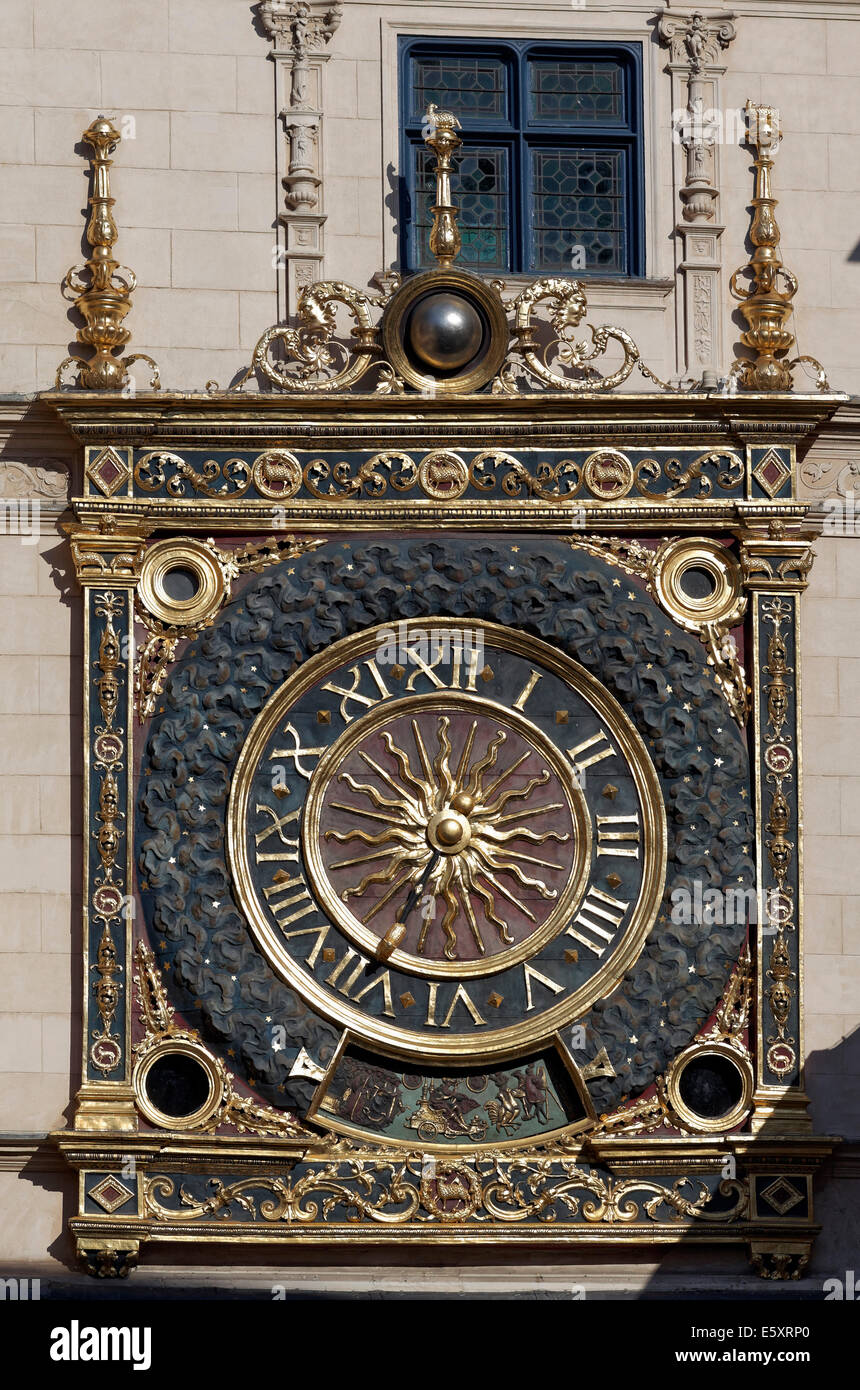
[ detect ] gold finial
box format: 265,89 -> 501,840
423,105 -> 462,268
56,116 -> 160,391
729,102 -> 827,391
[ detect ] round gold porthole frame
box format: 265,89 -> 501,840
138,538 -> 225,628
133,1038 -> 225,1131
653,537 -> 745,633
380,269 -> 509,394
665,1040 -> 753,1134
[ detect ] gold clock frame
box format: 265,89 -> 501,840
227,618 -> 665,1060
47,383 -> 839,1281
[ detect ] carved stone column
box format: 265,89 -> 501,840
658,10 -> 736,384
737,515 -> 817,1135
259,0 -> 343,316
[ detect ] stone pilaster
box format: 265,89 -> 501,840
259,0 -> 343,315
658,10 -> 737,384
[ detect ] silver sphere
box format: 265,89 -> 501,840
407,293 -> 484,371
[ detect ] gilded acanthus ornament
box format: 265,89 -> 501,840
56,118 -> 159,392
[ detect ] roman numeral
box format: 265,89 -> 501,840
596,813 -> 640,858
513,669 -> 543,711
264,870 -> 317,928
269,723 -> 326,779
425,981 -> 486,1028
321,659 -> 390,723
566,886 -> 630,959
254,805 -> 300,861
319,950 -> 395,1017
282,921 -> 330,967
523,961 -> 564,1012
566,730 -> 615,784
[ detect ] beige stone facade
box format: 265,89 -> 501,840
0,0 -> 858,1291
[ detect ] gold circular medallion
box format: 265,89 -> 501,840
417,450 -> 469,500
252,449 -> 302,500
654,537 -> 744,632
380,269 -> 509,394
582,449 -> 634,500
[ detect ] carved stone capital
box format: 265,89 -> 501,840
658,9 -> 737,73
259,0 -> 342,55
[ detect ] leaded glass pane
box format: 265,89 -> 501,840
412,144 -> 510,271
528,60 -> 624,125
530,148 -> 627,274
410,55 -> 508,122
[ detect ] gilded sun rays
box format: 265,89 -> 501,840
324,715 -> 570,962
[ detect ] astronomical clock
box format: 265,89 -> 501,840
51,109 -> 836,1279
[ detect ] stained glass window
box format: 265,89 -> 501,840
400,39 -> 642,277
528,59 -> 624,125
531,148 -> 627,273
410,56 -> 508,122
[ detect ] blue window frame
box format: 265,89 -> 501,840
399,37 -> 644,278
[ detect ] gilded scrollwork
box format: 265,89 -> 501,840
130,444 -> 752,504
134,452 -> 252,497
234,268 -> 678,397
492,277 -> 675,394
143,1155 -> 748,1228
633,449 -> 744,500
234,279 -> 400,394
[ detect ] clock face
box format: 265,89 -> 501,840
228,619 -> 667,1061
